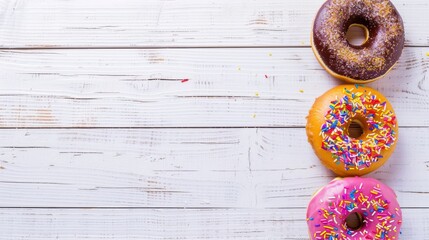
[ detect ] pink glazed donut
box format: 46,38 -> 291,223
306,177 -> 402,239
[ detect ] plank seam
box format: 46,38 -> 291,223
0,45 -> 425,51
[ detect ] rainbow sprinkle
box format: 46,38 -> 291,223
308,183 -> 401,240
320,87 -> 397,171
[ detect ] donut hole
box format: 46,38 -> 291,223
345,212 -> 364,231
346,24 -> 369,46
347,120 -> 365,139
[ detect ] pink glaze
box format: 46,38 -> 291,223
306,177 -> 402,239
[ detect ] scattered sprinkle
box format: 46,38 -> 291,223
265,74 -> 269,79
426,52 -> 429,57
300,41 -> 305,45
181,79 -> 189,83
252,114 -> 256,118
238,67 -> 241,71
299,89 -> 304,93
320,87 -> 397,171
255,92 -> 260,97
268,53 -> 273,57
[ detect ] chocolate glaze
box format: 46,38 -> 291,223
312,0 -> 405,81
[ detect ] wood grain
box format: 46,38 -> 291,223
0,208 -> 425,239
0,0 -> 426,48
0,0 -> 427,238
0,128 -> 427,208
0,47 -> 427,128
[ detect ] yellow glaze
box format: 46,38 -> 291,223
306,85 -> 399,176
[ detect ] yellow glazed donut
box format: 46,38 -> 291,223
306,85 -> 398,176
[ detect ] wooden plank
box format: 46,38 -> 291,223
0,0 -> 427,48
0,128 -> 427,208
0,47 -> 427,128
0,208 -> 425,239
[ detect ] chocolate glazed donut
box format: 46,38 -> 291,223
311,0 -> 405,83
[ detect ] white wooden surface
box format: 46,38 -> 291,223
0,0 -> 428,239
